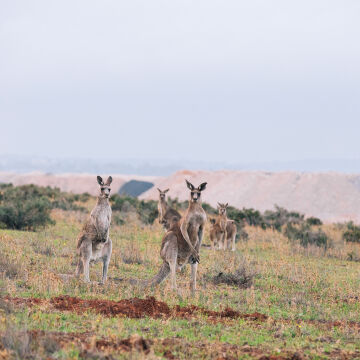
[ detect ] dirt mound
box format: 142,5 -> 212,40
50,295 -> 171,318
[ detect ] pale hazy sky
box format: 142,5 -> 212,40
1,1 -> 360,164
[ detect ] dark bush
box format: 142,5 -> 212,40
305,216 -> 323,226
284,223 -> 329,248
167,197 -> 188,211
263,205 -> 304,231
343,221 -> 360,243
227,206 -> 265,228
0,185 -> 54,230
110,194 -> 158,225
202,202 -> 217,215
0,184 -> 91,230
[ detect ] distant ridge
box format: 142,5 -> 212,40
1,169 -> 360,223
140,170 -> 360,224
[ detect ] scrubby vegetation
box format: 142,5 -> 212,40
0,184 -> 89,231
110,194 -> 158,225
343,221 -> 360,243
1,186 -> 360,359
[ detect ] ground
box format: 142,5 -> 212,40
0,199 -> 360,359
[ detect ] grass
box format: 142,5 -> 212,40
0,204 -> 359,359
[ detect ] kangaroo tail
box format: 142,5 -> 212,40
130,262 -> 170,287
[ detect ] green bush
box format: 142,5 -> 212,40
110,194 -> 158,225
284,223 -> 329,248
227,206 -> 265,228
0,185 -> 54,230
343,221 -> 360,243
0,184 -> 91,231
263,205 -> 304,231
305,216 -> 323,226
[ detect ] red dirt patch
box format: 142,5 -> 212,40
50,295 -> 171,318
49,295 -> 268,322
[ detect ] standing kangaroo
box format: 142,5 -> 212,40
225,219 -> 237,251
157,188 -> 181,230
142,180 -> 207,294
209,203 -> 228,250
76,176 -> 113,284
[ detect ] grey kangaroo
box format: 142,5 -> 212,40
142,180 -> 207,294
76,176 -> 113,284
209,203 -> 228,250
225,219 -> 237,251
157,188 -> 181,230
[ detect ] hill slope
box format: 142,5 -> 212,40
140,170 -> 360,223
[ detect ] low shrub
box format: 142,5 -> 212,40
305,216 -> 323,226
284,223 -> 329,248
110,194 -> 158,225
343,221 -> 360,243
0,184 -> 90,230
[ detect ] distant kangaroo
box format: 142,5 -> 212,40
142,180 -> 207,294
225,219 -> 237,251
75,176 -> 113,284
209,203 -> 228,250
157,188 -> 181,230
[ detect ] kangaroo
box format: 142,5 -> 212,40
157,188 -> 181,230
225,219 -> 237,251
75,176 -> 113,284
142,180 -> 207,294
209,203 -> 228,250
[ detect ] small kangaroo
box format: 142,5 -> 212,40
209,203 -> 228,250
75,176 -> 113,284
142,180 -> 207,294
157,188 -> 181,230
225,219 -> 237,251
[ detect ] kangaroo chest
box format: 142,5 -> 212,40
91,205 -> 111,237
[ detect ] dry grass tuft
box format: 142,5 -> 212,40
121,242 -> 144,265
0,253 -> 24,280
206,255 -> 256,289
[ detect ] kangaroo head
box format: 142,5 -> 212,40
217,202 -> 228,215
97,176 -> 112,199
157,188 -> 169,201
186,180 -> 207,203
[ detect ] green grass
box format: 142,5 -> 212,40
0,208 -> 360,359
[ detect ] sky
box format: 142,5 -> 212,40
1,0 -> 360,166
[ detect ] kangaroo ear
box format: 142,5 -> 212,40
157,188 -> 162,193
97,176 -> 104,185
105,176 -> 112,186
186,180 -> 195,191
217,202 -> 221,208
164,188 -> 169,193
225,203 -> 228,208
198,182 -> 207,191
